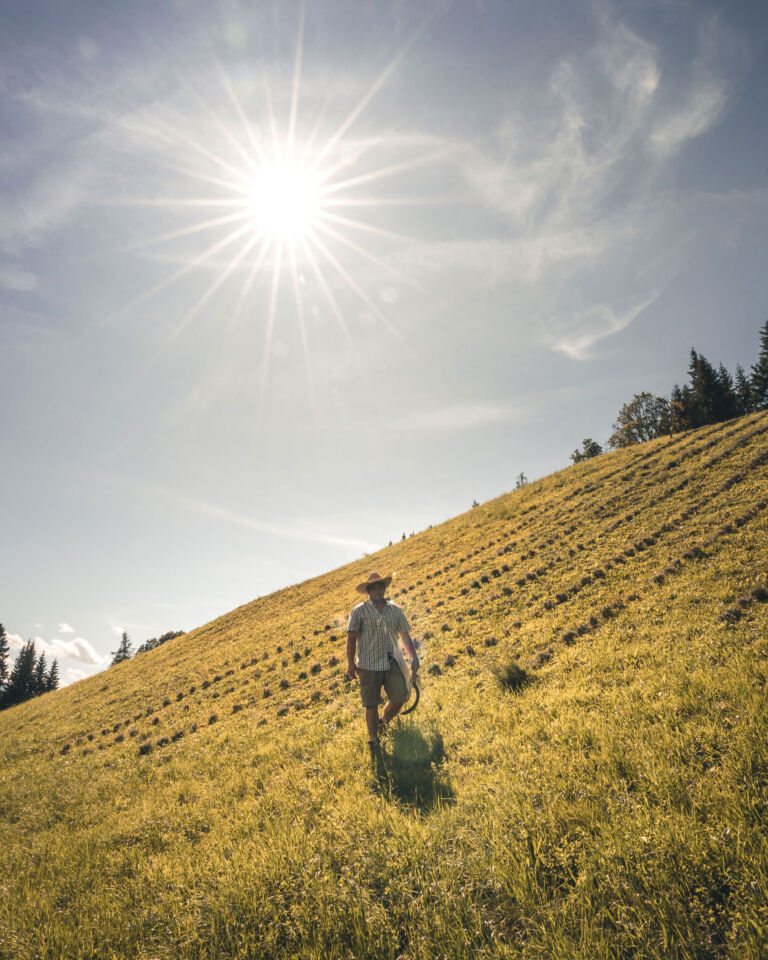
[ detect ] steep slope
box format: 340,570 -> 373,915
2,411 -> 767,960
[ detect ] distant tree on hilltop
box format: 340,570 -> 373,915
0,624 -> 8,694
752,318 -> 768,410
136,630 -> 185,655
46,659 -> 60,692
734,365 -> 754,415
33,651 -> 48,695
515,472 -> 528,488
110,631 -> 133,666
608,393 -> 668,448
570,438 -> 603,462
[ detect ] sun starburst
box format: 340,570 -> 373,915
108,5 -> 449,413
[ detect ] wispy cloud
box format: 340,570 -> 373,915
549,293 -> 660,361
175,493 -> 380,553
387,403 -> 520,432
650,81 -> 727,155
0,155 -> 95,255
92,472 -> 380,553
57,622 -> 74,633
0,264 -> 36,291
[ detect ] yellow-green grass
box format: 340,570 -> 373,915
2,412 -> 768,959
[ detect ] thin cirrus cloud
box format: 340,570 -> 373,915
387,403 -> 520,432
549,294 -> 661,362
415,16 -> 737,360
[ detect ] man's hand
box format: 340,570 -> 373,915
347,660 -> 358,680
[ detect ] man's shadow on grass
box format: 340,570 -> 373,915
370,718 -> 454,812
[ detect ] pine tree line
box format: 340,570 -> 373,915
571,319 -> 768,459
0,624 -> 59,711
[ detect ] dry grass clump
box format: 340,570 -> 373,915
491,657 -> 529,691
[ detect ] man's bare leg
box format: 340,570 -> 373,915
365,706 -> 380,741
381,700 -> 405,725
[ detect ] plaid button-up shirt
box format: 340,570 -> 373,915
347,599 -> 410,671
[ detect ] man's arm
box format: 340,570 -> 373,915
398,629 -> 419,674
346,631 -> 359,679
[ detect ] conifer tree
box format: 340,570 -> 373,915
715,364 -> 739,422
686,350 -> 718,427
46,659 -> 60,692
110,631 -> 133,666
734,364 -> 754,415
666,383 -> 694,432
751,318 -> 768,410
0,624 -> 9,692
4,640 -> 37,708
33,651 -> 48,695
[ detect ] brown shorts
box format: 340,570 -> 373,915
358,659 -> 408,708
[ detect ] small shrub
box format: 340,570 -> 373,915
492,658 -> 528,691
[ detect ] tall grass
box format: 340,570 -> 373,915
1,413 -> 767,958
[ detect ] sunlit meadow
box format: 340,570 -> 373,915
2,411 -> 767,959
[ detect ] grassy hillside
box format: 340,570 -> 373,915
2,412 -> 768,960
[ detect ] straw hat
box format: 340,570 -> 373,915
356,572 -> 393,595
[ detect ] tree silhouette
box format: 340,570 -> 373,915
0,624 -> 8,694
3,640 -> 37,708
752,318 -> 768,410
609,393 -> 668,448
570,438 -> 603,462
110,631 -> 133,666
734,364 -> 754,415
33,651 -> 48,695
46,659 -> 60,692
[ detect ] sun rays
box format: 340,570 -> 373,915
107,5 -> 450,415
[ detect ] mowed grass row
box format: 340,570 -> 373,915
1,412 -> 767,959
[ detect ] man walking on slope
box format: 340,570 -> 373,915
347,573 -> 419,745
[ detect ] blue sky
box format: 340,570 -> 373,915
2,0 -> 767,685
